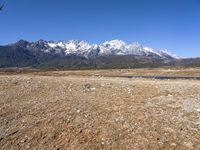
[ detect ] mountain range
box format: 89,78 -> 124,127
0,39 -> 199,69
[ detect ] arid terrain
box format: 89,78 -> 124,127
0,68 -> 200,149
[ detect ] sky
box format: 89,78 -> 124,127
0,0 -> 200,57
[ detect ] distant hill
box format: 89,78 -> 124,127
166,58 -> 200,67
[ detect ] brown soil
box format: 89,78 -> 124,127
0,68 -> 200,149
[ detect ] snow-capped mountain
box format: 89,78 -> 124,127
11,39 -> 178,59
0,39 -> 182,69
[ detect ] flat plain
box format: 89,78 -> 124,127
0,68 -> 200,149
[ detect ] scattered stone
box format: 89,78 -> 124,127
168,94 -> 173,97
24,143 -> 30,149
183,141 -> 193,149
1,69 -> 200,149
170,143 -> 177,147
91,87 -> 96,91
84,83 -> 91,89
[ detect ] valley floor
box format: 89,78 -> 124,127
0,68 -> 200,149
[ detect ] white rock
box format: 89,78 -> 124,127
170,143 -> 177,147
168,94 -> 173,97
91,88 -> 96,91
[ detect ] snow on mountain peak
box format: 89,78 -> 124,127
103,39 -> 127,48
23,39 -> 177,59
159,49 -> 180,59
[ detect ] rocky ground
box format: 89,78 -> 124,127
0,68 -> 200,149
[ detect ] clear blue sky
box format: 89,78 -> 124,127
0,0 -> 200,57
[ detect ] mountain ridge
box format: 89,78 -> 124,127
1,39 -> 199,69
6,39 -> 178,59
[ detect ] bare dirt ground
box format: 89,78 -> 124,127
0,68 -> 200,149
